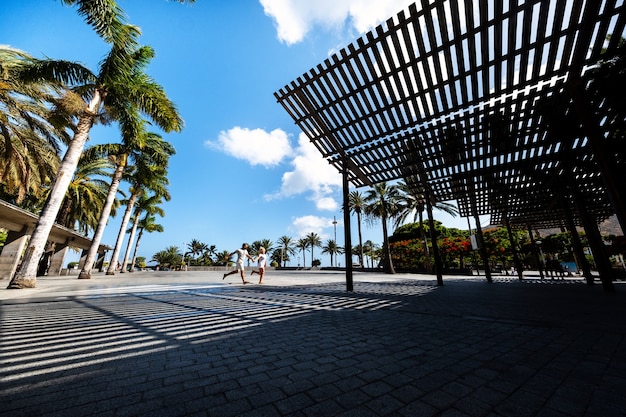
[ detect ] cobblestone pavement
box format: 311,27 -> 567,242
1,271 -> 625,417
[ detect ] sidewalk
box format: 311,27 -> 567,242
1,270 -> 625,416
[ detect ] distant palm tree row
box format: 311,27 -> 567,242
153,182 -> 458,271
2,0 -> 196,289
154,234 -> 346,269
1,0 -> 461,284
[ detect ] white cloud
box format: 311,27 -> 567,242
205,127 -> 292,167
260,0 -> 415,45
290,215 -> 337,239
315,197 -> 338,211
265,132 -> 341,204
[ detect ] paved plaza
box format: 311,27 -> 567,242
1,270 -> 625,417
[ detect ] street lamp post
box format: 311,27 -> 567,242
333,216 -> 338,267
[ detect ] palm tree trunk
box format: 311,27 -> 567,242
56,196 -> 73,228
78,160 -> 125,279
106,192 -> 138,275
382,215 -> 396,274
121,211 -> 140,273
8,94 -> 101,288
357,212 -> 364,266
130,228 -> 145,272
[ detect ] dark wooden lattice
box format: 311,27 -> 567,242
275,0 -> 626,229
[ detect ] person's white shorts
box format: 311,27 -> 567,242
236,261 -> 245,271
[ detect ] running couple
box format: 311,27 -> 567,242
222,243 -> 267,284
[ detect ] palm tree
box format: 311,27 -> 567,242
277,235 -> 296,267
322,239 -> 344,267
305,232 -> 322,267
199,244 -> 216,265
106,148 -> 173,276
363,239 -> 378,268
77,131 -> 173,279
0,46 -> 72,206
56,151 -> 116,234
9,3 -> 183,288
129,214 -> 164,272
184,239 -> 205,265
348,190 -> 365,267
395,181 -> 458,271
121,192 -> 166,273
296,238 -> 308,267
250,239 -> 273,267
364,182 -> 401,274
151,246 -> 182,270
215,250 -> 231,266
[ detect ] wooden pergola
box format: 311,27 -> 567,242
275,0 -> 626,291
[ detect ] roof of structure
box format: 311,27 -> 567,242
0,200 -> 110,251
275,0 -> 626,229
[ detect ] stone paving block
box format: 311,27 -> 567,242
2,276 -> 626,417
273,391 -> 315,415
364,394 -> 405,415
422,389 -> 459,409
334,389 -> 374,409
396,399 -> 439,417
239,404 -> 282,417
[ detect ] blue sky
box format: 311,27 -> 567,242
3,0 -> 481,266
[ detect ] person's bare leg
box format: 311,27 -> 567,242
258,269 -> 264,284
240,270 -> 249,284
223,270 -> 237,280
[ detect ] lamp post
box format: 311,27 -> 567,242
333,216 -> 337,242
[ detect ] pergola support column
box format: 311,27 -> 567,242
573,190 -> 614,291
341,159 -> 354,292
527,225 -> 545,280
562,198 -> 593,284
474,212 -> 492,283
503,214 -> 524,280
0,227 -> 31,280
48,242 -> 70,276
425,189 -> 443,286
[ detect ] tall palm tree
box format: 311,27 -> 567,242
0,46 -> 73,206
199,244 -> 217,265
348,190 -> 365,267
322,239 -> 344,267
184,239 -> 205,265
395,181 -> 458,225
395,181 -> 458,271
296,238 -> 308,267
362,240 -> 378,268
9,3 -> 183,288
250,239 -> 273,267
121,192 -> 165,273
277,235 -> 296,267
364,182 -> 401,274
129,214 -> 164,271
78,131 -> 173,279
106,149 -> 173,276
305,232 -> 322,267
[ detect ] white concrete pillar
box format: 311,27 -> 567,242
0,228 -> 30,280
48,244 -> 69,276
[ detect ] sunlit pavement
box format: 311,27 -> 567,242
1,270 -> 625,417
